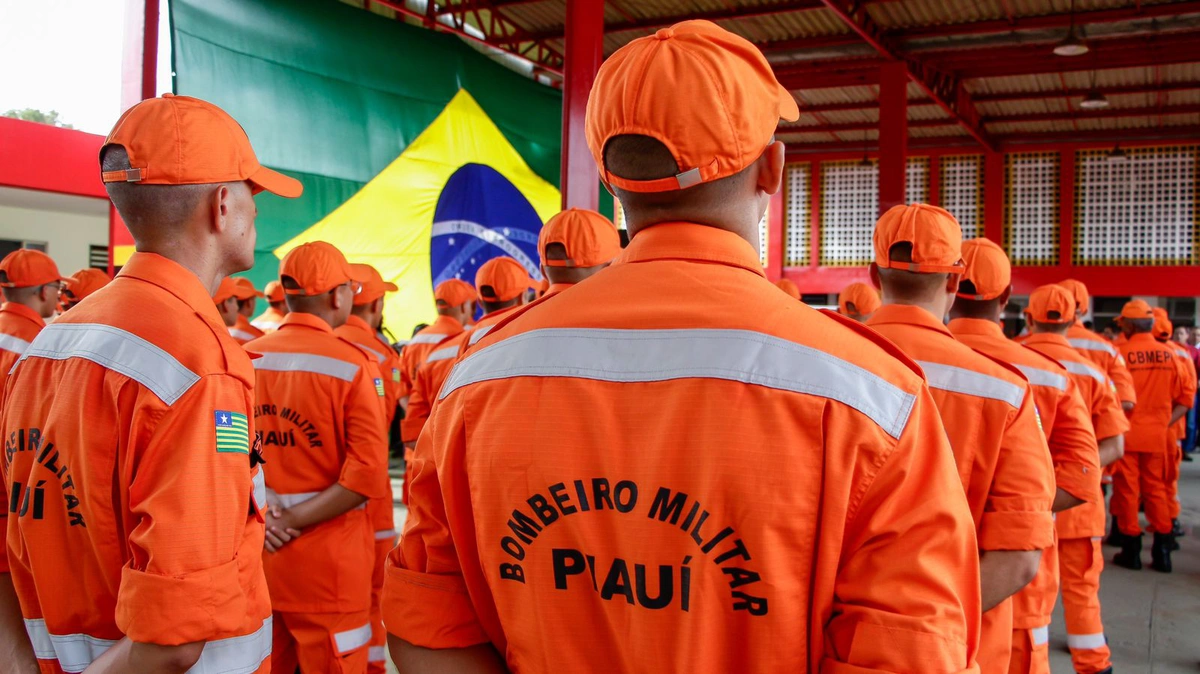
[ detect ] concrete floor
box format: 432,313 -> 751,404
386,464 -> 1200,672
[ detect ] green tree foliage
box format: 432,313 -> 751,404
2,108 -> 74,129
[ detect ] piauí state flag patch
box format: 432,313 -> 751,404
374,378 -> 386,397
215,410 -> 250,454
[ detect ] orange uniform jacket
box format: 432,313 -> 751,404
1068,324 -> 1136,406
1118,334 -> 1192,453
251,306 -> 287,334
1,253 -> 271,672
0,303 -> 45,392
1167,341 -> 1197,443
949,318 -> 1100,633
398,315 -> 465,398
400,306 -> 520,445
232,314 -> 266,344
1025,333 -> 1130,539
869,306 -> 1055,673
246,313 -> 390,614
385,223 -> 982,673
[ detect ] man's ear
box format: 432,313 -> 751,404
210,184 -> 232,232
868,263 -> 882,290
945,273 -> 961,295
756,140 -> 786,196
999,285 -> 1013,306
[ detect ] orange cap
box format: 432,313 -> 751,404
958,238 -> 1011,300
434,279 -> 476,307
0,250 -> 68,288
351,263 -> 398,305
264,280 -> 285,303
213,277 -> 239,305
62,268 -> 112,301
101,94 -> 302,198
1119,299 -> 1154,320
232,277 -> 265,300
873,204 -> 965,274
538,208 -> 621,268
476,257 -> 534,303
774,278 -> 800,300
1057,279 -> 1089,313
279,241 -> 356,296
1027,284 -> 1076,324
839,282 -> 881,316
585,20 -> 798,194
1152,307 -> 1173,339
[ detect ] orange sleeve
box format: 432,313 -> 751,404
338,359 -> 390,499
116,375 -> 258,644
383,398 -> 488,649
1046,380 -> 1101,503
1092,379 -> 1131,441
977,391 -> 1056,551
1176,355 -> 1197,408
823,387 -> 981,674
397,348 -> 417,399
401,366 -> 432,444
1108,353 -> 1136,406
0,479 -> 8,574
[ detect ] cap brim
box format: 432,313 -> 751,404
249,166 -> 303,199
777,85 -> 800,122
383,282 -> 399,292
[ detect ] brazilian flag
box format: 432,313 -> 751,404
171,0 -> 591,334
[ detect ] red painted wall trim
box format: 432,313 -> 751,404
0,117 -> 106,198
559,0 -> 603,210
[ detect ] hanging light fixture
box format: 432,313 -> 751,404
858,130 -> 872,167
1107,143 -> 1129,163
1053,0 -> 1089,57
1079,68 -> 1109,109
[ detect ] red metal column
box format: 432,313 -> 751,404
984,151 -> 1004,245
766,189 -> 784,281
560,0 -> 604,210
112,0 -> 159,274
878,62 -> 907,214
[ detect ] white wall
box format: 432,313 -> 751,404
0,187 -> 108,275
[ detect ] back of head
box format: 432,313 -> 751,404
539,208 -> 621,285
838,281 -> 880,320
476,257 -> 534,314
433,279 -> 476,323
1119,300 -> 1155,336
278,241 -> 358,328
950,238 -> 1011,320
586,21 -> 797,242
871,204 -> 965,307
1027,284 -> 1076,335
1056,279 -> 1089,319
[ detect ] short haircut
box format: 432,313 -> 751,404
100,145 -> 212,230
280,276 -> 329,313
480,296 -> 520,314
0,284 -> 46,303
604,135 -> 754,217
1127,317 -> 1154,333
1033,319 -> 1070,334
949,280 -> 1001,319
876,243 -> 949,299
544,242 -> 569,261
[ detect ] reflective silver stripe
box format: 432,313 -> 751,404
19,323 -> 201,405
266,488 -> 365,510
426,346 -> 459,364
229,328 -> 257,342
1069,338 -> 1117,356
1031,626 -> 1050,646
253,352 -> 359,382
918,361 -> 1026,408
1066,632 -> 1106,649
362,346 -> 386,364
333,622 -> 373,654
252,470 -> 267,512
250,320 -> 280,332
467,324 -> 496,346
1015,364 -> 1068,391
189,616 -> 273,673
375,529 -> 398,540
442,328 -> 917,439
409,332 -> 448,345
0,333 -> 31,357
368,645 -> 386,662
24,619 -> 116,672
1059,359 -> 1107,384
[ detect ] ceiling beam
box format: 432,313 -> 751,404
983,102 -> 1200,125
923,32 -> 1200,79
788,82 -> 1200,113
816,0 -> 994,151
433,0 -> 544,17
783,124 -> 1200,153
898,1 -> 1200,41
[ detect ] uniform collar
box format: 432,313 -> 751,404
1024,332 -> 1072,348
867,303 -> 952,337
343,314 -> 373,334
947,317 -> 1005,340
431,314 -> 464,332
280,312 -> 335,334
479,305 -> 520,325
613,222 -> 766,278
1129,332 -> 1157,344
0,302 -> 46,329
544,283 -> 574,298
118,253 -> 227,327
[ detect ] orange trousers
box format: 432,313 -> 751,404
272,609 -> 372,674
1059,537 -> 1112,674
369,533 -> 397,674
1111,451 -> 1172,535
1167,439 -> 1182,520
1007,626 -> 1050,674
978,598 -> 1014,674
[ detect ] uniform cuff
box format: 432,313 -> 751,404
116,558 -> 246,644
1054,463 -> 1099,504
340,461 -> 387,500
978,510 -> 1054,551
382,562 -> 488,649
399,416 -> 424,444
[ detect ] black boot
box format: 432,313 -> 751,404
1094,668 -> 1113,674
1104,523 -> 1125,548
1172,518 -> 1185,537
1151,533 -> 1175,573
1113,532 -> 1143,570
